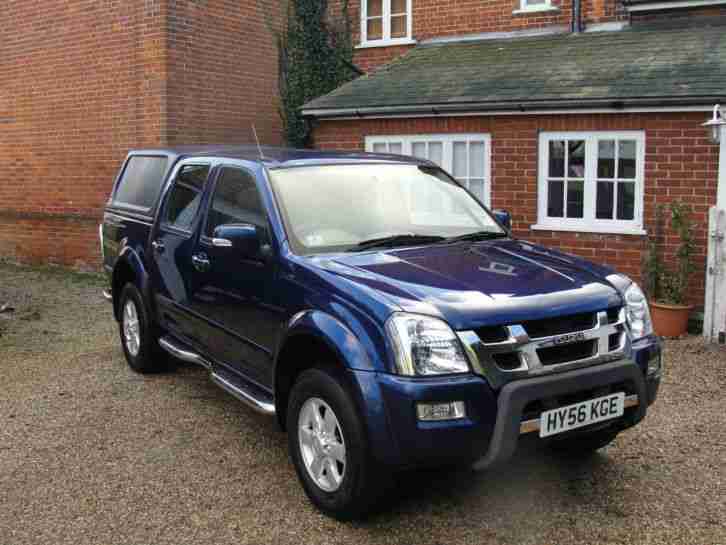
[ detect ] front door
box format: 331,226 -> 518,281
187,165 -> 283,389
149,162 -> 212,347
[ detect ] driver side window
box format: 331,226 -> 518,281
205,167 -> 267,238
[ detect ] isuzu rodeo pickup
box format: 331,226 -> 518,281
101,146 -> 662,519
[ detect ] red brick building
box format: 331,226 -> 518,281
305,1 -> 726,308
1,0 -> 281,269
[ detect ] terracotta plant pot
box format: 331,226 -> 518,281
650,301 -> 693,338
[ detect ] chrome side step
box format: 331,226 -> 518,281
158,336 -> 275,417
159,336 -> 211,369
210,372 -> 276,416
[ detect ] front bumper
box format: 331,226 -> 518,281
355,336 -> 662,470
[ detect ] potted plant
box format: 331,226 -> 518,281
644,202 -> 696,337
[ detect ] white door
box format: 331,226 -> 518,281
365,134 -> 492,207
704,207 -> 726,343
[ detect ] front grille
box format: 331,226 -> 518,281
536,339 -> 597,366
492,352 -> 522,370
474,325 -> 509,343
521,311 -> 596,339
460,305 -> 628,389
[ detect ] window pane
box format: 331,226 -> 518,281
452,142 -> 467,177
166,165 -> 209,231
206,168 -> 265,237
549,140 -> 565,177
367,0 -> 382,16
469,142 -> 486,178
391,15 -> 407,37
469,179 -> 485,201
596,181 -> 614,219
391,0 -> 406,13
566,180 -> 584,218
597,140 -> 615,179
428,142 -> 443,165
568,141 -> 585,178
617,182 -> 635,220
526,0 -> 547,5
388,142 -> 402,154
547,180 -> 564,217
411,142 -> 426,158
367,18 -> 382,40
372,143 -> 387,153
113,156 -> 168,210
619,140 -> 636,179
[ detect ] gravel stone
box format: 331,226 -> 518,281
1,262 -> 724,544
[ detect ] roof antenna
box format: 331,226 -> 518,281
251,124 -> 265,160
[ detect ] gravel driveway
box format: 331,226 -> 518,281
1,262 -> 725,545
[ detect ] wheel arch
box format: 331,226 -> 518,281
111,247 -> 152,321
273,310 -> 377,430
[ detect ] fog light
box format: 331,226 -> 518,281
416,401 -> 466,421
647,352 -> 662,376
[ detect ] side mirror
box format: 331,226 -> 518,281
212,224 -> 260,257
493,209 -> 512,230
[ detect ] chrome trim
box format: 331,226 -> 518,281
519,394 -> 639,435
158,336 -> 211,369
211,238 -> 233,248
102,289 -> 113,302
210,372 -> 276,416
458,309 -> 629,389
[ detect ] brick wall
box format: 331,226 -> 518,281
339,0 -> 626,73
312,112 -> 720,307
165,0 -> 282,146
1,0 -> 282,270
1,0 -> 168,269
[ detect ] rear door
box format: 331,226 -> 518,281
149,161 -> 213,345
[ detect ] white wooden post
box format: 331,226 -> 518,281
703,125 -> 726,343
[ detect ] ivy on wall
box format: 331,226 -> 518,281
264,0 -> 357,148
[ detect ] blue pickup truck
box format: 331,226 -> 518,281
101,146 -> 662,519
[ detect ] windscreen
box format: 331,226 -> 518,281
269,164 -> 503,254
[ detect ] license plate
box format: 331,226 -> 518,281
539,392 -> 625,438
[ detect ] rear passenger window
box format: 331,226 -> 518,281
205,167 -> 267,237
165,164 -> 210,232
113,156 -> 168,211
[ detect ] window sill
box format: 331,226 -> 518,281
512,6 -> 561,15
356,38 -> 417,49
530,223 -> 647,236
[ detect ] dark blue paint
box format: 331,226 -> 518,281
103,146 -> 662,470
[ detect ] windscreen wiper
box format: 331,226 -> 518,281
347,234 -> 446,252
444,231 -> 508,244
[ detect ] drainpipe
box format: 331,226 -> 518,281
718,124 -> 726,210
571,0 -> 583,33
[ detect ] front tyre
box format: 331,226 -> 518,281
287,368 -> 388,520
118,283 -> 166,373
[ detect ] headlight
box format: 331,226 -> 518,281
624,281 -> 653,340
386,313 -> 470,376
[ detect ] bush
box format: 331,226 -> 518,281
644,202 -> 696,305
264,0 -> 357,148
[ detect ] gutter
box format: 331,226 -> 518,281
302,96 -> 726,119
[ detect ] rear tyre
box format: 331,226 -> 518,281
287,368 -> 389,520
547,428 -> 619,456
118,283 -> 167,373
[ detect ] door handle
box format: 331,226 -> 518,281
151,240 -> 165,253
191,253 -> 211,272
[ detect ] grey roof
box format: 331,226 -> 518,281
303,19 -> 726,117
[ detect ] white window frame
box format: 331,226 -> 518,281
365,133 -> 492,207
359,0 -> 415,48
514,0 -> 558,14
533,131 -> 646,235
